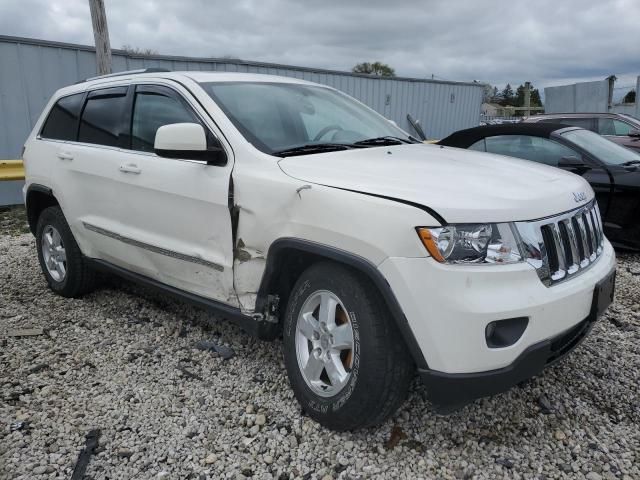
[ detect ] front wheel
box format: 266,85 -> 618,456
283,262 -> 414,431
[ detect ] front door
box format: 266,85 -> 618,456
107,83 -> 236,304
602,166 -> 640,249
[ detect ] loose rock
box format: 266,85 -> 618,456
1,221 -> 639,480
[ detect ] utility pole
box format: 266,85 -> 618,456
524,81 -> 531,117
88,0 -> 112,75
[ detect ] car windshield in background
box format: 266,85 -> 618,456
199,81 -> 414,156
561,129 -> 640,166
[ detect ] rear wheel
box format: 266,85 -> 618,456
283,262 -> 414,430
36,206 -> 97,297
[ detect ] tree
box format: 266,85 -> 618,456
476,82 -> 496,103
121,44 -> 158,55
623,90 -> 636,104
352,62 -> 396,77
499,83 -> 515,106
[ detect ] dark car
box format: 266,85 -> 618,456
439,123 -> 640,250
524,112 -> 640,152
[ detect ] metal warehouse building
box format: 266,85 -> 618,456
0,35 -> 484,158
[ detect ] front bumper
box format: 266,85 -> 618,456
378,240 -> 616,374
418,265 -> 615,409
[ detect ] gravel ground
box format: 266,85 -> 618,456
1,206 -> 639,480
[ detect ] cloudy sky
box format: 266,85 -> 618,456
1,0 -> 638,94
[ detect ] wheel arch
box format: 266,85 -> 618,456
25,184 -> 59,235
256,237 -> 428,369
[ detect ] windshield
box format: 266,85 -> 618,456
561,128 -> 640,166
199,81 -> 412,155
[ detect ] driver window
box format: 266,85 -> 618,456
484,135 -> 581,167
598,118 -> 633,136
613,120 -> 633,136
132,92 -> 198,152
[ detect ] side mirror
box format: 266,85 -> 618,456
628,128 -> 640,138
154,123 -> 226,165
558,155 -> 588,170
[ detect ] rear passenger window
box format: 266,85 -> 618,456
40,93 -> 84,141
131,91 -> 198,152
78,87 -> 128,147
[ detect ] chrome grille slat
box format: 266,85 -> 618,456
574,215 -> 590,267
560,219 -> 580,275
591,208 -> 604,252
549,224 -> 566,281
516,201 -> 605,287
581,213 -> 592,256
583,212 -> 598,260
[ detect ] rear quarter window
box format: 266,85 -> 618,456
40,93 -> 84,141
538,117 -> 595,131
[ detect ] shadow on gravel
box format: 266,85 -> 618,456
0,205 -> 29,235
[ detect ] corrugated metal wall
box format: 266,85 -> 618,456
544,80 -> 610,114
544,77 -> 640,118
0,35 -> 483,159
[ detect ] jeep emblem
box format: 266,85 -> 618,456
573,191 -> 587,203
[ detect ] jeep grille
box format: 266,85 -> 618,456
516,201 -> 604,287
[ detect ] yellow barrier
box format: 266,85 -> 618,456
1,145 -> 446,180
0,160 -> 25,181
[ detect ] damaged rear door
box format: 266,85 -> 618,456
110,83 -> 237,304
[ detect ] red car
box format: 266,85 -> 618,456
524,113 -> 640,152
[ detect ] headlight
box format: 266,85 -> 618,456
416,223 -> 524,264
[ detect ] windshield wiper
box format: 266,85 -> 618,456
272,143 -> 353,157
621,160 -> 640,166
351,136 -> 418,147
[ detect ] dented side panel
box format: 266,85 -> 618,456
231,152 -> 439,313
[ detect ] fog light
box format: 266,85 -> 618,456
485,317 -> 529,348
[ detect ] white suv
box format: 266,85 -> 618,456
22,70 -> 616,431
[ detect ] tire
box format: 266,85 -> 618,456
283,261 -> 414,431
36,206 -> 97,297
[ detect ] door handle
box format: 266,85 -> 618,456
56,151 -> 73,161
119,163 -> 141,174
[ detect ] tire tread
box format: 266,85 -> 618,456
36,206 -> 97,297
283,261 -> 414,431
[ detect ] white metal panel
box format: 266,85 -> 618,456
0,34 -> 483,160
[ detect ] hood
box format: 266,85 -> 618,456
278,144 -> 594,224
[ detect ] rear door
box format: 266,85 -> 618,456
107,83 -> 236,304
49,86 -> 132,259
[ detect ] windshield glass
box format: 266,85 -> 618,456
199,81 -> 411,154
561,128 -> 640,165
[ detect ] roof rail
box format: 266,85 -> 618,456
77,67 -> 171,84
